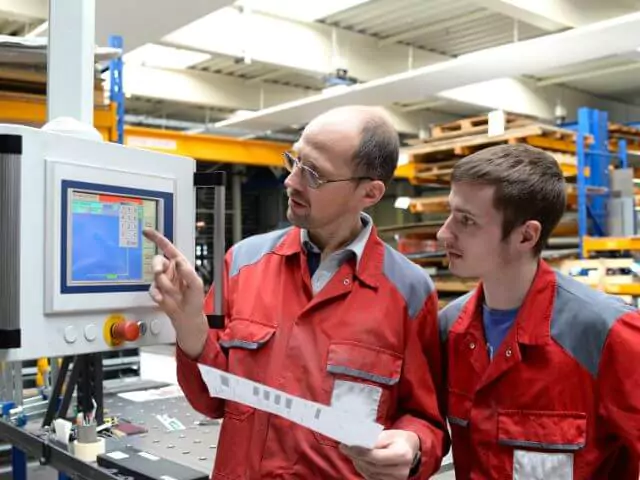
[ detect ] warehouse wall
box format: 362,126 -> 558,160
369,179 -> 422,228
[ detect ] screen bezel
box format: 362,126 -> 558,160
60,180 -> 174,294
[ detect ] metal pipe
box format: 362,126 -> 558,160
46,0 -> 95,123
232,167 -> 243,244
213,172 -> 226,320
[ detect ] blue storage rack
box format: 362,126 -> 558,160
569,107 -> 628,257
108,35 -> 124,145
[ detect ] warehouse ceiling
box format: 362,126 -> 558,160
1,0 -> 640,139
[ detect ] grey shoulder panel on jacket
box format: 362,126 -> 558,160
229,227 -> 292,277
551,271 -> 636,377
382,243 -> 435,319
438,291 -> 474,343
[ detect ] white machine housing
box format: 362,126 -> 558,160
0,123 -> 195,361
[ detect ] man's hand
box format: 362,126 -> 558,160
340,430 -> 421,480
143,229 -> 208,359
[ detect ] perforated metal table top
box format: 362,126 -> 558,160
103,392 -> 220,474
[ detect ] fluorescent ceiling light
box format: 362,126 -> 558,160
233,109 -> 255,117
123,44 -> 211,69
235,0 -> 372,22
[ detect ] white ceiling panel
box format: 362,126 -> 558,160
215,11 -> 640,131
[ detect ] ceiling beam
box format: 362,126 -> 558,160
16,0 -> 235,52
121,65 -> 450,135
95,0 -> 235,52
471,0 -> 640,30
469,0 -> 573,30
122,65 -> 314,112
211,11 -> 640,131
0,0 -> 46,21
436,77 -> 640,122
162,7 -> 449,83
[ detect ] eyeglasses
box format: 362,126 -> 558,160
283,151 -> 373,190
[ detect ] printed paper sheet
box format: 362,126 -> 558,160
197,364 -> 383,449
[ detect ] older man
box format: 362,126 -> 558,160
144,106 -> 447,479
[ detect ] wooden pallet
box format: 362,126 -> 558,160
609,122 -> 640,139
403,124 -> 584,179
377,214 -> 580,241
608,122 -> 640,153
0,89 -> 109,109
429,113 -> 535,139
403,184 -> 599,216
0,66 -> 106,104
407,150 -> 577,184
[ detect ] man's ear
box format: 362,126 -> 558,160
361,180 -> 386,208
519,220 -> 542,251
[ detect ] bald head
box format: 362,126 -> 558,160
301,105 -> 400,185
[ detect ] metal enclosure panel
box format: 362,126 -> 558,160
0,134 -> 22,348
0,124 -> 196,361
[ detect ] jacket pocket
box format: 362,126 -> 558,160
315,341 -> 402,447
218,317 -> 276,420
219,317 -> 275,351
446,388 -> 473,469
447,388 -> 472,428
498,410 -> 587,480
326,341 -> 403,420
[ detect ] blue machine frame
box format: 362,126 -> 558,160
108,35 -> 125,145
60,180 -> 174,294
570,107 -> 629,257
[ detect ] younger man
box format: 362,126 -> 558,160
438,144 -> 640,479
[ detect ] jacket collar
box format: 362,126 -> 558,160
273,220 -> 384,289
454,259 -> 557,346
300,213 -> 373,269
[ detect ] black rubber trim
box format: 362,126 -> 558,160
207,314 -> 225,329
0,135 -> 22,155
0,329 -> 20,348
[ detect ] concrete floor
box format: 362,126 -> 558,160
434,468 -> 456,479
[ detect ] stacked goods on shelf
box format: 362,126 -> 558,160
385,113 -> 591,305
559,257 -> 640,303
0,35 -> 114,128
404,117 -> 586,184
0,65 -> 107,107
608,122 -> 640,155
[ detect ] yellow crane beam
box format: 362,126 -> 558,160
0,97 -> 418,179
0,96 -> 117,141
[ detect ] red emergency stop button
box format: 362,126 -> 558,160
111,320 -> 140,342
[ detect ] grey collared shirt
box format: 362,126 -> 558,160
301,213 -> 373,294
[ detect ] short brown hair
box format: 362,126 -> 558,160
353,115 -> 400,185
451,144 -> 566,255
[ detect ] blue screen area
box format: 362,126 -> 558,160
60,180 -> 174,294
70,192 -> 153,284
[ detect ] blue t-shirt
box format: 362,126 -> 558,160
482,304 -> 519,359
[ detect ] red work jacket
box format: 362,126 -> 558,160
176,226 -> 448,479
439,260 -> 640,479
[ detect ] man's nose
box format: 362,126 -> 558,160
436,216 -> 454,244
284,165 -> 303,190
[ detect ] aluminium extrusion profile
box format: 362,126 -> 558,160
0,419 -> 119,480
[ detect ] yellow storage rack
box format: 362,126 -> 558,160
392,113 -> 640,304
